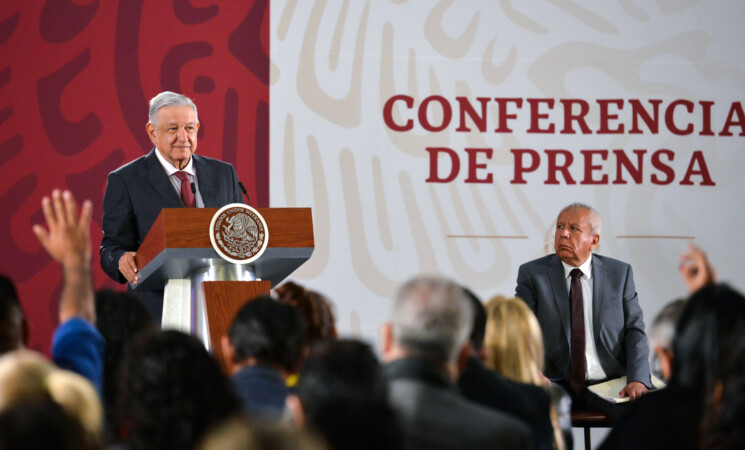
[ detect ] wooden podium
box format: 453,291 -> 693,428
133,208 -> 314,367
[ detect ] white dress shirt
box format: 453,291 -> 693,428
561,255 -> 608,381
154,149 -> 204,207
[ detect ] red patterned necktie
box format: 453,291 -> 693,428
569,268 -> 587,394
174,171 -> 195,208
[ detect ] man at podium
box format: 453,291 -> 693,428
100,91 -> 243,320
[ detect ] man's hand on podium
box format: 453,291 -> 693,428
119,252 -> 139,286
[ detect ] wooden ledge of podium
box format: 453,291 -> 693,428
134,207 -> 314,372
134,207 -> 314,291
202,280 -> 271,372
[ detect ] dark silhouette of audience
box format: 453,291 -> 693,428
601,245 -> 745,450
94,289 -> 155,440
290,339 -> 402,450
3,189 -> 744,450
118,330 -> 241,450
0,399 -> 100,450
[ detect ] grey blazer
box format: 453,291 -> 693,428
515,254 -> 651,387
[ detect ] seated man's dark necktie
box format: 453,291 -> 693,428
569,268 -> 586,394
174,171 -> 195,208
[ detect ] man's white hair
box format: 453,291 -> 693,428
650,299 -> 687,350
391,276 -> 473,366
560,202 -> 602,237
148,91 -> 198,125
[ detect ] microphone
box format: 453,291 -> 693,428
238,181 -> 252,206
190,182 -> 196,195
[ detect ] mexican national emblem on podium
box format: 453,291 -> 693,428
209,204 -> 269,265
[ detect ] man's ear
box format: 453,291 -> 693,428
590,234 -> 600,251
21,317 -> 30,348
655,346 -> 674,381
456,342 -> 473,377
285,394 -> 305,428
221,335 -> 237,374
145,122 -> 156,143
286,394 -> 305,427
380,322 -> 394,361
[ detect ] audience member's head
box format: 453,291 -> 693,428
383,276 -> 473,376
0,399 -> 99,450
198,415 -> 327,450
0,350 -> 103,441
0,350 -> 52,407
671,284 -> 745,448
275,281 -> 337,345
672,284 -> 744,388
120,330 -> 240,450
462,287 -> 487,358
309,397 -> 402,450
94,289 -> 155,432
483,296 -> 544,385
0,275 -> 27,355
223,296 -> 304,375
0,275 -> 19,306
290,339 -> 401,450
649,298 -> 686,381
292,339 -> 388,421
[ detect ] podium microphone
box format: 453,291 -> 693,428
190,182 -> 197,207
238,181 -> 252,206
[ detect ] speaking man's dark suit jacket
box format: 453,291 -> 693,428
515,254 -> 651,387
100,149 -> 243,319
385,358 -> 531,450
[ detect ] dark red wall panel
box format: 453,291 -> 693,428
0,0 -> 269,352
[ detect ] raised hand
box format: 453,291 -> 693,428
32,189 -> 92,270
32,189 -> 95,322
679,243 -> 715,294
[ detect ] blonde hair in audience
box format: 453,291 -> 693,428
484,296 -> 544,385
199,415 -> 328,450
0,350 -> 54,407
0,350 -> 102,438
484,296 -> 565,450
46,369 -> 103,437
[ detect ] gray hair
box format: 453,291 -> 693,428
148,91 -> 199,125
650,299 -> 686,350
391,276 -> 473,366
560,202 -> 602,237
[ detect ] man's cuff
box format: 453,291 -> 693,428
629,375 -> 653,390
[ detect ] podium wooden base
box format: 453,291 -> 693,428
203,280 -> 271,371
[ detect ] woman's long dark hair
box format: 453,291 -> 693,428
672,284 -> 745,449
118,330 -> 240,450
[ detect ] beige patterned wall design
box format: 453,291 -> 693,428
271,0 -> 745,340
